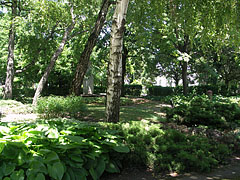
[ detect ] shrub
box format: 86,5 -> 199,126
166,95 -> 240,128
106,121 -> 231,173
123,85 -> 142,96
148,86 -> 174,96
0,121 -> 129,180
36,96 -> 87,118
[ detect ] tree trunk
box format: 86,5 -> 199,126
106,0 -> 129,123
3,0 -> 17,99
71,0 -> 111,95
121,43 -> 128,96
32,7 -> 75,105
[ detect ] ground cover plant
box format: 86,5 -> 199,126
0,120 -> 129,180
166,95 -> 240,129
0,96 -> 239,179
104,121 -> 232,174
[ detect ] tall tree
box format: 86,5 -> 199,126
71,0 -> 111,95
106,0 -> 129,123
3,0 -> 17,99
32,4 -> 76,105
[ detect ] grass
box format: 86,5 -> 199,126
82,99 -> 167,123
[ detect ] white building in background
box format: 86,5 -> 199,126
154,75 -> 198,87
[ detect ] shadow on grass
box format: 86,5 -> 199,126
81,103 -> 167,123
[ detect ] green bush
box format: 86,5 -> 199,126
166,95 -> 240,128
148,86 -> 174,96
123,85 -> 142,96
36,96 -> 87,118
108,121 -> 231,173
0,121 -> 129,180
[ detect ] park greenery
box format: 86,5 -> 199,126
0,0 -> 240,179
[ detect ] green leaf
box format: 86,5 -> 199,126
105,161 -> 120,173
65,167 -> 75,180
69,154 -> 84,163
44,151 -> 60,164
113,144 -> 130,153
47,128 -> 59,138
3,177 -> 10,180
89,167 -> 97,180
95,157 -> 105,178
4,163 -> 15,176
0,142 -> 5,154
10,169 -> 25,180
29,160 -> 47,174
63,172 -> 71,180
66,135 -> 84,144
35,173 -> 45,180
48,162 -> 65,180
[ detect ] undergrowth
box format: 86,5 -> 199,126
0,120 -> 129,180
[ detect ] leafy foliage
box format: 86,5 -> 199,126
166,95 -> 240,128
36,96 -> 87,118
0,120 -> 129,180
108,121 -> 231,173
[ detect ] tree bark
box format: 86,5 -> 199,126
3,0 -> 17,99
32,7 -> 75,105
106,0 -> 129,123
71,0 -> 111,95
121,43 -> 128,96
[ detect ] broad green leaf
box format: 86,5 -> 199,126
35,173 -> 45,180
95,157 -> 105,178
29,160 -> 47,174
48,162 -> 65,180
63,172 -> 71,180
89,167 -> 97,180
10,169 -> 25,180
105,161 -> 120,173
4,163 -> 15,176
3,177 -> 10,180
47,128 -> 59,138
113,144 -> 130,153
0,142 -> 5,153
69,154 -> 84,163
65,135 -> 84,144
65,167 -> 75,180
43,151 -> 59,164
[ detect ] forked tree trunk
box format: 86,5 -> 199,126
3,0 -> 17,99
106,0 -> 129,123
71,0 -> 111,95
32,7 -> 75,106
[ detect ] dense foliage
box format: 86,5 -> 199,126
36,96 -> 87,119
0,121 -> 129,180
166,95 -> 240,129
107,121 -> 232,173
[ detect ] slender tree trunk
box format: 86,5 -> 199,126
71,0 -> 111,95
32,7 -> 75,105
106,0 -> 129,123
3,0 -> 17,99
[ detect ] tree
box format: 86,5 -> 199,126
32,4 -> 76,105
71,0 -> 112,95
106,0 -> 129,123
3,0 -> 17,99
